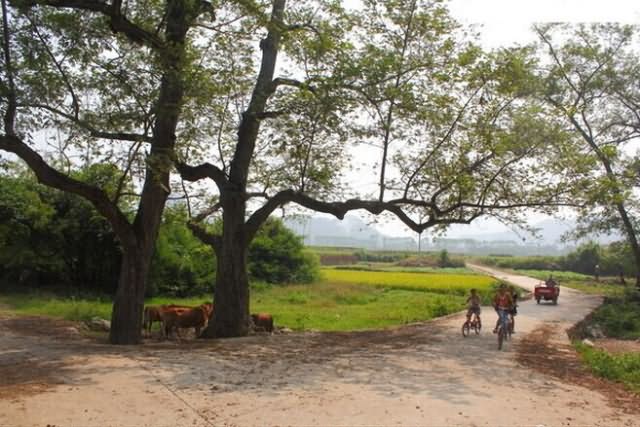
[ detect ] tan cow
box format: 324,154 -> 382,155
142,304 -> 190,336
161,305 -> 209,339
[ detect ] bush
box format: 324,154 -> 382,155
249,218 -> 320,284
148,205 -> 216,297
353,249 -> 408,263
0,164 -> 123,293
589,289 -> 640,340
396,252 -> 465,269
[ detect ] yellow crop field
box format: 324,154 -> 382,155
322,268 -> 497,296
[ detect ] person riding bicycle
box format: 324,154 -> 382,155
493,284 -> 513,334
508,285 -> 518,333
465,288 -> 481,325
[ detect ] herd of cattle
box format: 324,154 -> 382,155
142,303 -> 274,339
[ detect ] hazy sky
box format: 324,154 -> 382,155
448,0 -> 640,48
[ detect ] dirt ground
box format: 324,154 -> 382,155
1,267 -> 639,427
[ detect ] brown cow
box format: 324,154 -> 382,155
161,305 -> 209,339
201,302 -> 214,319
142,304 -> 190,336
250,313 -> 274,333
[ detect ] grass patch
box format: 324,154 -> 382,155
0,292 -> 113,321
575,342 -> 640,394
251,281 -> 465,331
0,291 -> 213,323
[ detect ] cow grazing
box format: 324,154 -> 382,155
250,313 -> 274,333
161,305 -> 209,339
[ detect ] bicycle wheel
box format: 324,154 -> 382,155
462,322 -> 470,337
497,326 -> 504,350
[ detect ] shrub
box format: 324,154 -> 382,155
148,205 -> 216,297
249,218 -> 320,284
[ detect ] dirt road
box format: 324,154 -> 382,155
1,267 -> 638,426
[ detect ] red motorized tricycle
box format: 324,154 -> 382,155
534,277 -> 560,305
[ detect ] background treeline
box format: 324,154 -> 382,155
0,164 -> 319,297
478,241 -> 637,278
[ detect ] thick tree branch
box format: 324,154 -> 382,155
187,221 -> 221,253
271,77 -> 316,93
245,188 -> 574,245
193,202 -> 221,222
21,0 -> 165,49
1,0 -> 17,134
175,161 -> 228,190
229,0 -> 285,188
0,134 -> 136,247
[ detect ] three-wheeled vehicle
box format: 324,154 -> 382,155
534,277 -> 560,304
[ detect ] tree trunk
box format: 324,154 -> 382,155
200,193 -> 250,338
109,246 -> 152,344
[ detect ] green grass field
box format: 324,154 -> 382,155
251,282 -> 465,331
0,267 -> 498,332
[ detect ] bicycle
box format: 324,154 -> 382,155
496,309 -> 511,350
462,312 -> 482,337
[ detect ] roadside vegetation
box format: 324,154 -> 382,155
574,342 -> 640,394
571,287 -> 640,394
476,241 -> 637,284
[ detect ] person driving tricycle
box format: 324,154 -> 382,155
545,275 -> 557,287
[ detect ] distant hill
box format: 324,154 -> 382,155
446,217 -> 619,246
284,214 -> 620,256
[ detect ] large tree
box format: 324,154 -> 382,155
178,0 -> 575,338
0,0 -> 245,343
535,24 -> 640,286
